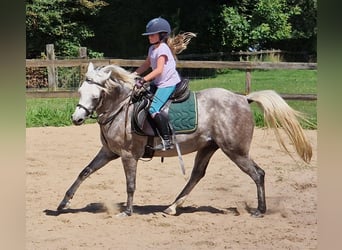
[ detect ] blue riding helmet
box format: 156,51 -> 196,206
142,17 -> 171,36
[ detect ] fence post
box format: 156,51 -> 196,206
79,47 -> 88,81
245,68 -> 251,94
79,47 -> 87,59
46,44 -> 57,91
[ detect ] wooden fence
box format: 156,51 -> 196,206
26,46 -> 317,100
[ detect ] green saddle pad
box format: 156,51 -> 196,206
169,91 -> 198,134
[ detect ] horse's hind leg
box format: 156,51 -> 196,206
164,143 -> 218,215
229,153 -> 266,217
57,147 -> 119,211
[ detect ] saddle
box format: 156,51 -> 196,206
132,78 -> 191,136
131,78 -> 197,158
170,78 -> 191,103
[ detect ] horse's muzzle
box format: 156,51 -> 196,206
71,112 -> 86,126
72,117 -> 85,126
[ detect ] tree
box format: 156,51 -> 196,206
26,0 -> 107,58
26,0 -> 316,61
285,0 -> 317,53
288,0 -> 317,41
210,0 -> 301,52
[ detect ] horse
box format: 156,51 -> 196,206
57,62 -> 312,217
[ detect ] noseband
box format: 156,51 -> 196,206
76,103 -> 94,117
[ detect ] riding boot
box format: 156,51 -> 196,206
152,113 -> 174,151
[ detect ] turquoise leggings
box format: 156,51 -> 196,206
149,85 -> 176,116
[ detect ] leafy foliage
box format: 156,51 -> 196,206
210,0 -> 301,51
26,0 -> 316,59
26,0 -> 107,58
289,0 -> 317,40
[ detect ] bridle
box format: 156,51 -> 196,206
76,78 -> 105,119
76,77 -> 132,124
76,103 -> 94,117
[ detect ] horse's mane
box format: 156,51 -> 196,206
101,65 -> 136,91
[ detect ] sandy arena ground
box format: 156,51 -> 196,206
26,124 -> 317,249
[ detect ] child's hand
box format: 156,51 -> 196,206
134,77 -> 146,88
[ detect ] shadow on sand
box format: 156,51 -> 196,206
44,202 -> 242,216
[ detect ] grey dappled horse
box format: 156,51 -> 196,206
57,62 -> 312,217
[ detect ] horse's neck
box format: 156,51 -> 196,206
97,85 -> 131,117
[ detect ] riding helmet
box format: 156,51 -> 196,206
142,17 -> 171,36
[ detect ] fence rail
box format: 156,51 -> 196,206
26,58 -> 317,70
26,58 -> 317,100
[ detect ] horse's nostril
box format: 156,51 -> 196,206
72,118 -> 83,125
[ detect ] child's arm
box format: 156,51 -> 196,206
142,55 -> 166,82
134,56 -> 151,75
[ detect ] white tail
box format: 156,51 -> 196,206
247,90 -> 312,163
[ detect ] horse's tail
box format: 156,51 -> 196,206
247,90 -> 312,164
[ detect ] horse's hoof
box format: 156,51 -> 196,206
116,211 -> 130,218
251,209 -> 264,218
164,196 -> 187,215
57,201 -> 70,211
163,206 -> 177,215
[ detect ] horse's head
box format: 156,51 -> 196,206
72,62 -> 135,125
71,62 -> 111,125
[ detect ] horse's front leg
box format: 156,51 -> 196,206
57,147 -> 119,211
118,156 -> 138,216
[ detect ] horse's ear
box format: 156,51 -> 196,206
87,62 -> 94,72
101,66 -> 112,79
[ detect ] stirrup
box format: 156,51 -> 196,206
154,139 -> 174,151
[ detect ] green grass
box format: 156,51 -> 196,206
189,69 -> 317,129
189,69 -> 317,94
26,98 -> 96,127
26,69 -> 317,128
